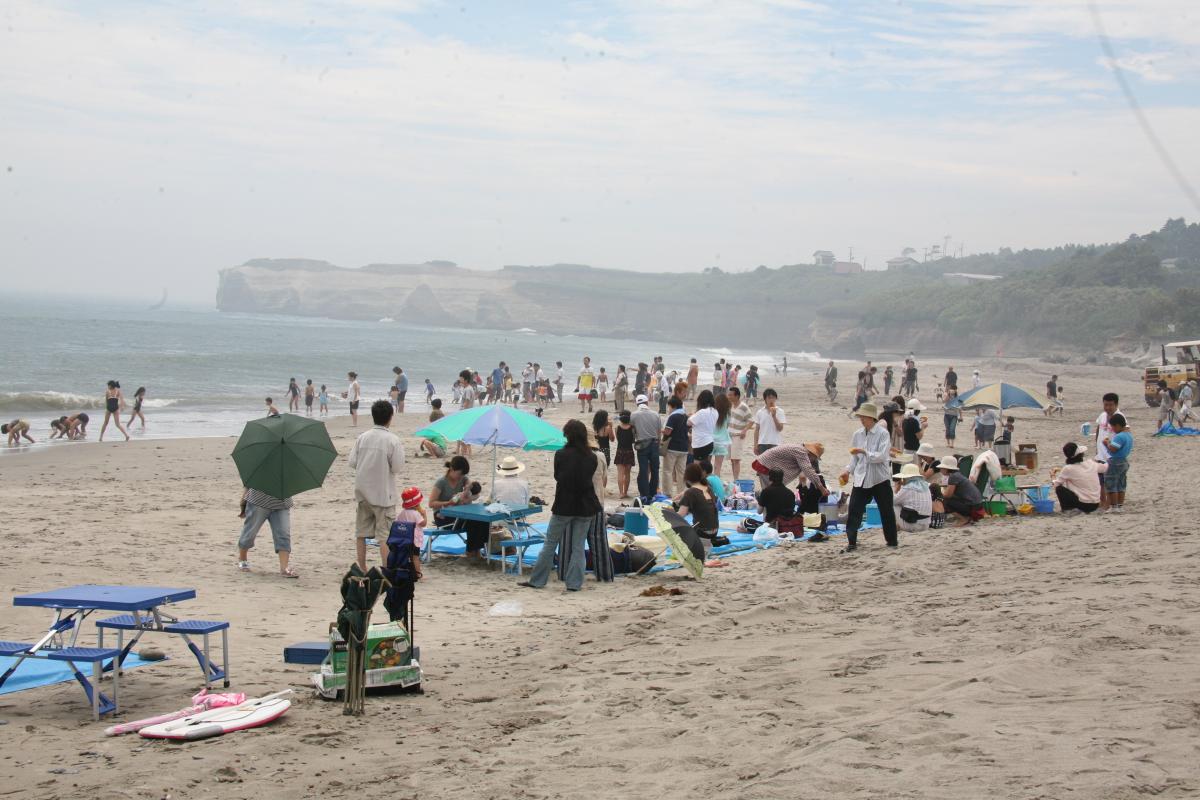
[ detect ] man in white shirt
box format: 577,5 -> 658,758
838,402 -> 898,553
753,388 -> 786,455
1094,392 -> 1121,510
554,361 -> 565,404
348,400 -> 405,570
342,371 -> 362,427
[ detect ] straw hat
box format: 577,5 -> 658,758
905,398 -> 926,412
496,455 -> 526,475
915,442 -> 937,458
895,463 -> 922,480
936,455 -> 960,471
401,487 -> 424,509
804,442 -> 825,458
855,402 -> 880,420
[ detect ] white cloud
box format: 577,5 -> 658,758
0,0 -> 1197,300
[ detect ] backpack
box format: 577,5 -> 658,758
384,518 -> 421,583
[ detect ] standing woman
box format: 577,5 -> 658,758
520,419 -> 602,592
614,365 -> 628,413
711,392 -> 732,478
943,389 -> 962,446
688,389 -> 718,466
100,380 -> 129,442
126,386 -> 147,430
597,368 -> 610,405
592,410 -> 613,469
287,378 -> 301,412
613,410 -> 635,499
428,456 -> 487,562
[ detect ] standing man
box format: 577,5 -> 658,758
554,361 -> 565,404
630,394 -> 662,502
521,363 -> 534,403
727,386 -> 754,482
236,488 -> 297,577
577,356 -> 596,413
945,366 -> 958,393
782,355 -> 788,375
1044,374 -> 1060,417
491,362 -> 506,405
753,388 -> 786,455
348,399 -> 405,570
392,367 -> 409,414
343,371 -> 361,427
838,402 -> 898,553
824,360 -> 838,404
661,395 -> 690,496
1094,392 -> 1121,510
686,358 -> 699,400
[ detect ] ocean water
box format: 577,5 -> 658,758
0,296 -> 822,451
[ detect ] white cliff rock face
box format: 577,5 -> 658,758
217,261 -> 525,328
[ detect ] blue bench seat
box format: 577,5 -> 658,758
0,641 -> 33,656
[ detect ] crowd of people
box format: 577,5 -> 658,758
228,352 -> 1137,583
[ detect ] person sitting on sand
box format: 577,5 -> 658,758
265,397 -> 280,417
935,455 -> 984,526
756,468 -> 796,525
1051,442 -> 1106,514
893,463 -> 932,533
418,398 -> 448,458
675,462 -> 720,553
3,419 -> 35,446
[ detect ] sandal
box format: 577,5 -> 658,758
280,567 -> 299,578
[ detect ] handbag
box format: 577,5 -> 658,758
590,389 -> 599,399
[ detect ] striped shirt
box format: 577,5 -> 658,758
729,401 -> 754,436
246,489 -> 293,511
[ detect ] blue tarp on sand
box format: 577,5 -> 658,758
0,653 -> 156,696
1154,424 -> 1200,436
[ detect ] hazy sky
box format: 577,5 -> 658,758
3,1 -> 1199,303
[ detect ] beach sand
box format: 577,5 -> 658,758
2,358 -> 1198,799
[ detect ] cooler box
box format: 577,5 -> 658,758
1015,444 -> 1038,471
623,505 -> 649,535
985,500 -> 1008,516
735,479 -> 756,493
865,502 -> 881,527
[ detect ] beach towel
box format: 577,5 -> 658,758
1154,424 -> 1200,436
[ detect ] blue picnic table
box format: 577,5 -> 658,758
1,584 -> 229,720
428,504 -> 544,573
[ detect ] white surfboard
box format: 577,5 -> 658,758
139,690 -> 292,741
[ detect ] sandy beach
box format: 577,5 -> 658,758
2,357 -> 1199,799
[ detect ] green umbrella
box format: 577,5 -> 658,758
231,413 -> 337,498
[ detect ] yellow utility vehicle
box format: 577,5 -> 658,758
1144,340 -> 1200,406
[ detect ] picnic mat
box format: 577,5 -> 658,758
1154,424 -> 1200,436
0,653 -> 158,696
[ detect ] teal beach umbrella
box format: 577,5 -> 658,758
231,413 -> 338,499
415,405 -> 565,499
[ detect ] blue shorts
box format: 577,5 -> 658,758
1104,459 -> 1129,493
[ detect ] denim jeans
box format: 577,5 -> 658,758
527,514 -> 590,590
636,440 -> 660,502
238,504 -> 292,553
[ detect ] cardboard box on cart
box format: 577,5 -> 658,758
312,620 -> 422,699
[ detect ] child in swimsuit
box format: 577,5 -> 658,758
127,386 -> 147,430
100,380 -> 129,442
304,379 -> 315,415
3,419 -> 35,445
319,385 -> 329,416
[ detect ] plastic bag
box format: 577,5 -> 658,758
752,526 -> 780,547
488,600 -> 524,617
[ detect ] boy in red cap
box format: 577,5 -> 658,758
387,487 -> 426,579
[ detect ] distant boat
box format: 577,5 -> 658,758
148,288 -> 168,310
379,317 -> 395,323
